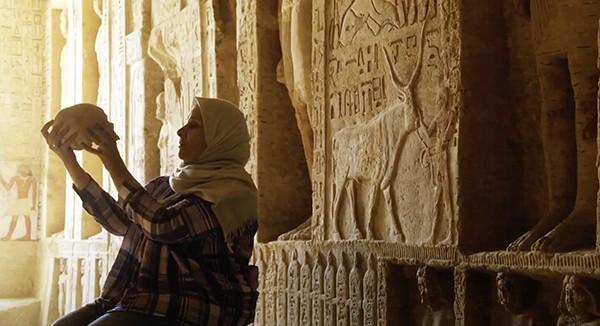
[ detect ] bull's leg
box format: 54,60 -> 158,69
346,178 -> 364,239
365,185 -> 380,239
383,185 -> 405,242
331,176 -> 347,240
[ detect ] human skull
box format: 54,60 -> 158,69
52,103 -> 119,150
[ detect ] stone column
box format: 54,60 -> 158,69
126,0 -> 163,183
237,0 -> 312,242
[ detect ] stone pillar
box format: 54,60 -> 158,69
126,0 -> 163,183
42,9 -> 66,237
75,0 -> 103,239
237,0 -> 312,242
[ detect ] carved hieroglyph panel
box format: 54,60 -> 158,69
0,0 -> 44,163
320,0 -> 460,244
237,0 -> 258,179
149,0 -> 216,175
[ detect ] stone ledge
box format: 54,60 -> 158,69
0,298 -> 40,326
257,241 -> 600,274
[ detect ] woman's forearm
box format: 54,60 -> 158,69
101,154 -> 132,189
63,156 -> 91,190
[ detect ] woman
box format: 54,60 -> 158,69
43,97 -> 258,325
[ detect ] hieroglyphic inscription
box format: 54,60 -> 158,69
0,0 -> 44,163
311,0 -> 327,240
110,0 -> 127,155
312,253 -> 324,326
237,0 -> 258,177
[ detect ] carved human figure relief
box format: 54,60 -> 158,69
325,252 -> 337,326
80,259 -> 90,305
277,251 -> 289,325
363,254 -> 377,326
508,0 -> 600,252
312,253 -> 324,326
93,0 -> 109,108
253,250 -> 265,325
288,249 -> 300,326
349,253 -> 363,326
558,275 -> 600,326
155,92 -> 177,175
496,272 -> 549,326
300,251 -> 312,325
97,257 -> 107,295
416,266 -> 454,326
57,258 -> 68,317
265,251 -> 277,325
0,163 -> 37,241
336,254 -> 349,326
376,262 -> 387,326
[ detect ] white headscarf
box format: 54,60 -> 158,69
169,97 -> 257,251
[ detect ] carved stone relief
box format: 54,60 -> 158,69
507,0 -> 600,253
149,0 -> 215,173
558,275 -> 600,325
416,266 -> 455,326
496,272 -> 548,326
321,0 -> 458,243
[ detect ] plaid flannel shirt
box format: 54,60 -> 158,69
74,176 -> 258,326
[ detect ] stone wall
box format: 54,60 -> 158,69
0,0 -> 46,241
26,0 -> 600,325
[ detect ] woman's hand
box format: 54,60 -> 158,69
41,120 -> 91,189
41,120 -> 77,163
84,123 -> 120,164
85,123 -> 130,188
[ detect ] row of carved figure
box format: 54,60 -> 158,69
253,249 -> 383,326
56,257 -> 108,318
496,273 -> 600,326
252,249 -> 600,325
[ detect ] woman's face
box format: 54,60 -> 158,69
177,106 -> 207,164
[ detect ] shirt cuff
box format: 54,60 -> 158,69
116,176 -> 144,206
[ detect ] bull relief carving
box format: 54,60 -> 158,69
324,0 -> 457,244
508,0 -> 600,252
